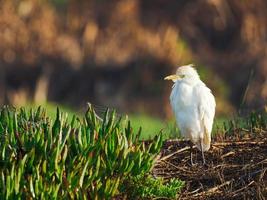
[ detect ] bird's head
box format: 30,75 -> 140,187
164,64 -> 200,83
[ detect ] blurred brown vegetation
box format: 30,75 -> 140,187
0,0 -> 266,117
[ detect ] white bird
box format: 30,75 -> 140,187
164,64 -> 216,165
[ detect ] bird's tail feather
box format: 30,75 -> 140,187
196,120 -> 211,152
202,124 -> 211,151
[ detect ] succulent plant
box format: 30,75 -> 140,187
0,105 -> 163,199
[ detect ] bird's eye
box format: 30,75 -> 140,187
180,75 -> 185,78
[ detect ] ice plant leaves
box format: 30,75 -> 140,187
0,105 -> 163,199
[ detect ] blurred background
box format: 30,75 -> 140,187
0,0 -> 266,136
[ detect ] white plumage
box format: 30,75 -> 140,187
165,64 -> 216,165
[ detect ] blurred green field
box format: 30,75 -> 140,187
129,114 -> 169,139
21,103 -> 232,140
22,103 -> 167,139
22,103 -> 79,120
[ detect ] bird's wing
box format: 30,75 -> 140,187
194,83 -> 216,151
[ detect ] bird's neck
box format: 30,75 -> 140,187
176,78 -> 202,86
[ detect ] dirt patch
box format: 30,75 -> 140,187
153,130 -> 267,199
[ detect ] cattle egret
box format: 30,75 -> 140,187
164,64 -> 216,165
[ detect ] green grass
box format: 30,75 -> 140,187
19,102 -> 266,140
120,173 -> 184,199
22,102 -> 79,121
130,114 -> 168,139
22,103 -> 169,139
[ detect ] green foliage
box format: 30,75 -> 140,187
120,173 -> 184,199
166,120 -> 181,139
130,114 -> 168,139
213,111 -> 267,137
0,105 -> 163,199
24,103 -> 170,139
23,103 -> 80,121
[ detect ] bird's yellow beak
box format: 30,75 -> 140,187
164,74 -> 180,82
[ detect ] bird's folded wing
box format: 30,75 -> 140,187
194,84 -> 216,150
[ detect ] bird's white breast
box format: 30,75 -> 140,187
170,81 -> 202,141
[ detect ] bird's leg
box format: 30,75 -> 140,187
190,142 -> 195,166
200,139 -> 206,165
